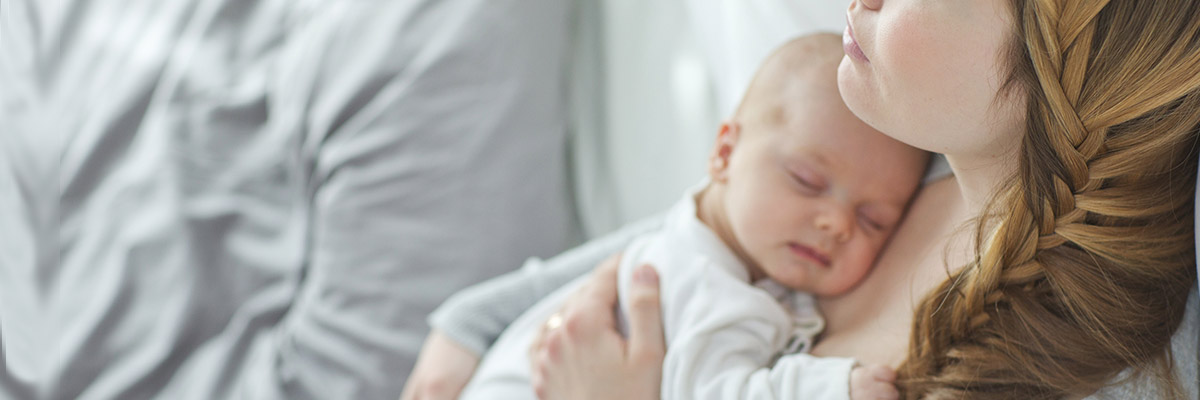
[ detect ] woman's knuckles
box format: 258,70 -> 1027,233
630,345 -> 665,366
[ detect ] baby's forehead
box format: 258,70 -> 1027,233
739,63 -> 843,126
743,90 -> 847,137
756,73 -> 840,111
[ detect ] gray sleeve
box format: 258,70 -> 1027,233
429,215 -> 664,356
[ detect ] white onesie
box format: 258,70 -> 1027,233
461,183 -> 858,400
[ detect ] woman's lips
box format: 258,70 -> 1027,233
844,16 -> 869,63
789,242 -> 832,267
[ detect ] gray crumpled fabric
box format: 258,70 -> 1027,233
0,0 -> 581,398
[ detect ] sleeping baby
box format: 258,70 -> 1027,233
459,33 -> 930,400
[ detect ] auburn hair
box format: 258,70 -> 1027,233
898,1 -> 1200,398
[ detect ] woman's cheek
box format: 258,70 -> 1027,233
875,17 -> 976,150
869,16 -> 933,120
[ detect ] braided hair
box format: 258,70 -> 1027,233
898,1 -> 1200,398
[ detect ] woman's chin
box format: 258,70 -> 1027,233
836,63 -> 939,156
837,60 -> 882,133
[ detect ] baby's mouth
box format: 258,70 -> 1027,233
788,242 -> 831,267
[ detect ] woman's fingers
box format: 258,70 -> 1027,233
626,264 -> 665,365
529,255 -> 665,400
529,255 -> 623,399
529,316 -> 548,370
531,313 -> 565,400
560,253 -> 624,337
584,253 -> 623,309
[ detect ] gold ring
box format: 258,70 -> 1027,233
545,314 -> 564,330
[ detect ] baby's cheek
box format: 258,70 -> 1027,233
837,240 -> 883,288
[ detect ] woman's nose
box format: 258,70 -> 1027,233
852,0 -> 882,11
814,209 -> 853,243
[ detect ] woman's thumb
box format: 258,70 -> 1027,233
626,264 -> 665,364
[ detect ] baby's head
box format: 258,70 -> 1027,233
704,33 -> 929,297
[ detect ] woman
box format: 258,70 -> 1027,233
404,0 -> 1200,398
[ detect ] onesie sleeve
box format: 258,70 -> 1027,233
655,261 -> 857,400
428,214 -> 664,356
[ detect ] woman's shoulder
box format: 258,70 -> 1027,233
896,174 -> 973,241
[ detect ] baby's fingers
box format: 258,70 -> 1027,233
862,364 -> 896,383
875,384 -> 900,400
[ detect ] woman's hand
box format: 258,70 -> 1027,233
399,330 -> 481,400
528,254 -> 666,400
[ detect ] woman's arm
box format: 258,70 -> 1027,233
427,214 -> 663,356
402,215 -> 664,399
529,259 -> 899,400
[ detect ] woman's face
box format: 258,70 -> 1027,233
838,0 -> 1025,157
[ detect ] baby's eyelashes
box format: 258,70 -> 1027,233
784,163 -> 828,192
858,215 -> 885,232
788,172 -> 824,194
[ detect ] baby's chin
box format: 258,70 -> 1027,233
769,266 -> 862,298
761,265 -> 821,293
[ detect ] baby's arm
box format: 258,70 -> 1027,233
650,261 -> 893,400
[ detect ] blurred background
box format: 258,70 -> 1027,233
0,0 -> 848,398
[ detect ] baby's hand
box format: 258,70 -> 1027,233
849,364 -> 899,400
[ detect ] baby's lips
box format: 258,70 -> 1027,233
788,242 -> 832,267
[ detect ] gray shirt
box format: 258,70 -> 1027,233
1,0 -> 579,398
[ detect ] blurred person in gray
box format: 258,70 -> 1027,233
0,0 -> 580,398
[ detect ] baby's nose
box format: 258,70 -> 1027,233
814,209 -> 853,243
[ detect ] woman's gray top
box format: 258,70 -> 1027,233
0,0 -> 580,398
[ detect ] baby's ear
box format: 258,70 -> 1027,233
708,122 -> 740,182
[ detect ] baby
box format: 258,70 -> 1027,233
460,33 -> 929,400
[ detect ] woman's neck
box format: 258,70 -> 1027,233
944,149 -> 1017,215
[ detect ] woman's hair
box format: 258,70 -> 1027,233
898,1 -> 1200,399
